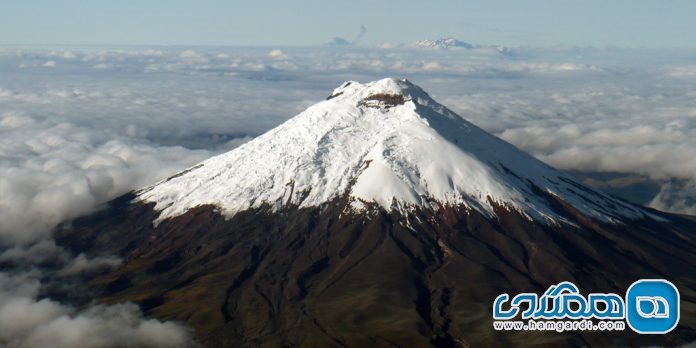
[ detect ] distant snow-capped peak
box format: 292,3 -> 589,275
137,78 -> 659,225
402,38 -> 514,55
410,38 -> 475,49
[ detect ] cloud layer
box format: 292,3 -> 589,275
0,272 -> 193,348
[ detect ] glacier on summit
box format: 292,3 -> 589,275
137,78 -> 660,225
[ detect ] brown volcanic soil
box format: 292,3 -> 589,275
56,193 -> 696,347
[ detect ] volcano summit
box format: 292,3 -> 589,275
58,78 -> 696,347
138,78 -> 656,225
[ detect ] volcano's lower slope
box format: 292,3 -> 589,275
57,191 -> 696,347
55,79 -> 696,347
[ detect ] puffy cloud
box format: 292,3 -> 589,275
650,181 -> 696,216
178,50 -> 199,59
379,42 -> 402,49
461,85 -> 696,214
0,128 -> 212,244
178,50 -> 206,61
666,65 -> 696,77
58,254 -> 123,276
0,240 -> 67,266
19,304 -> 192,348
0,273 -> 194,348
62,51 -> 77,60
268,49 -> 286,59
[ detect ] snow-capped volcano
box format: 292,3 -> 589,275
137,78 -> 656,225
57,78 -> 696,347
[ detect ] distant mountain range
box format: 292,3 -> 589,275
324,36 -> 513,55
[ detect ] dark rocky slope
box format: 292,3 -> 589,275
56,192 -> 696,347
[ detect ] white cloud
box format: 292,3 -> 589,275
19,304 -> 192,348
0,273 -> 193,348
0,239 -> 66,266
268,49 -> 286,59
379,42 -> 402,49
62,51 -> 77,60
0,131 -> 212,243
58,253 -> 123,276
93,63 -> 113,69
650,181 -> 696,215
178,50 -> 200,59
666,65 -> 696,77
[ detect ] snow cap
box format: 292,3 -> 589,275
137,78 -> 660,226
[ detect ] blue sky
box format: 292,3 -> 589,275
1,0 -> 695,47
